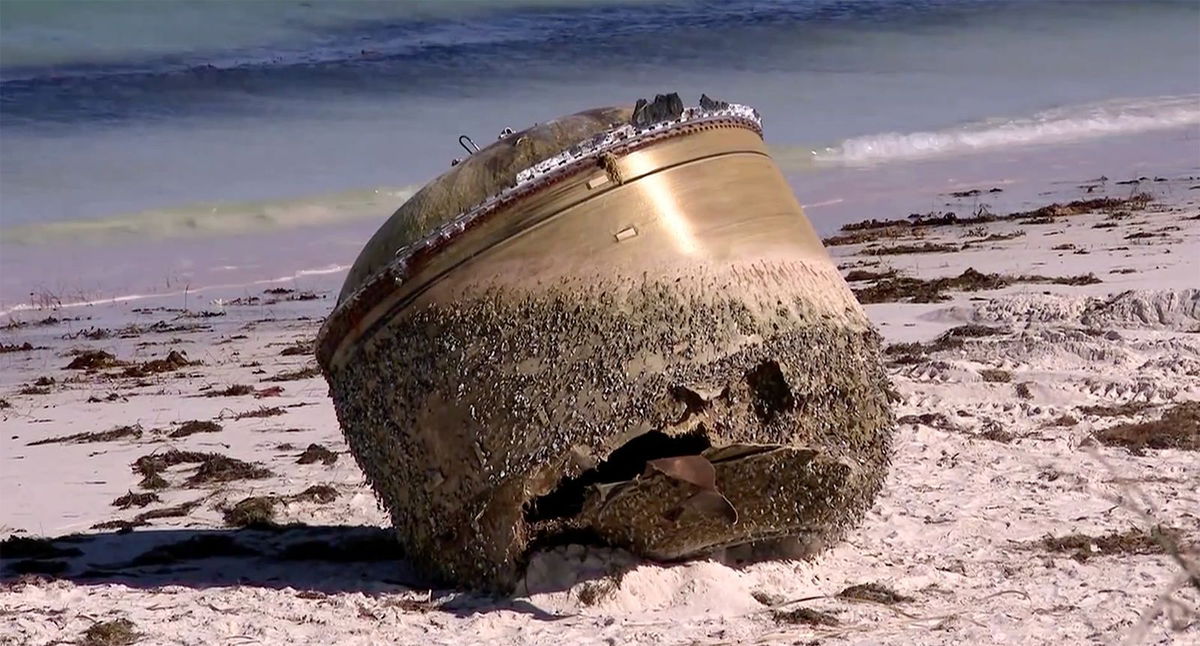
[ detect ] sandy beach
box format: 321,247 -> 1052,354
2,170 -> 1197,645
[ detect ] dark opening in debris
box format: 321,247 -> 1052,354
524,430 -> 711,524
745,360 -> 795,422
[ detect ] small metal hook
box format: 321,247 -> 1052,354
458,135 -> 480,155
498,127 -> 514,139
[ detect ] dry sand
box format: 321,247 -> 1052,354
1,176 -> 1198,645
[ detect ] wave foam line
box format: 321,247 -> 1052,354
810,94 -> 1200,165
1,185 -> 419,245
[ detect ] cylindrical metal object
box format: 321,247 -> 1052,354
317,101 -> 894,590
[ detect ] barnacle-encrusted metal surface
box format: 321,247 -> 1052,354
317,99 -> 895,590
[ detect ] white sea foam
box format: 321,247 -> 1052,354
0,185 -> 418,245
811,95 -> 1200,165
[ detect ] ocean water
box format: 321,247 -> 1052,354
1,0 -> 1198,310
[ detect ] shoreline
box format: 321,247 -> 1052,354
3,124 -> 1197,314
2,162 -> 1198,644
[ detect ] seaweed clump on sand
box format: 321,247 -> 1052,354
132,450 -> 273,489
27,425 -> 143,446
80,619 -> 139,646
838,582 -> 913,604
222,485 -> 340,528
1038,526 -> 1180,562
111,491 -> 160,509
772,606 -> 841,626
0,342 -> 37,353
853,267 -> 1100,304
1012,194 -> 1152,221
65,350 -> 124,371
121,350 -> 197,378
844,268 -> 897,282
865,242 -> 960,256
296,443 -> 338,465
92,499 -> 201,532
264,365 -> 321,382
223,497 -> 278,528
825,193 -> 1153,247
1094,402 -> 1200,454
167,420 -> 222,438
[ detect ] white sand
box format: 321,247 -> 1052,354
2,182 -> 1198,645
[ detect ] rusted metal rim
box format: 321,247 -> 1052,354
317,109 -> 764,372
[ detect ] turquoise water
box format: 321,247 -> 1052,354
1,0 -> 1198,307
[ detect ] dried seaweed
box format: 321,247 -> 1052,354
27,425 -> 142,446
264,366 -> 321,382
1039,526 -> 1179,561
121,350 -> 197,378
80,619 -> 139,646
132,449 -> 273,488
772,607 -> 840,626
838,582 -> 912,604
865,242 -> 960,256
853,268 -> 1100,304
1094,402 -> 1200,453
168,420 -> 222,438
111,491 -> 160,509
65,350 -> 123,371
296,444 -> 338,466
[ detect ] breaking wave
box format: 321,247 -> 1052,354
811,95 -> 1200,165
1,186 -> 417,245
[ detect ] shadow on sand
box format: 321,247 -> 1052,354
0,524 -> 598,620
